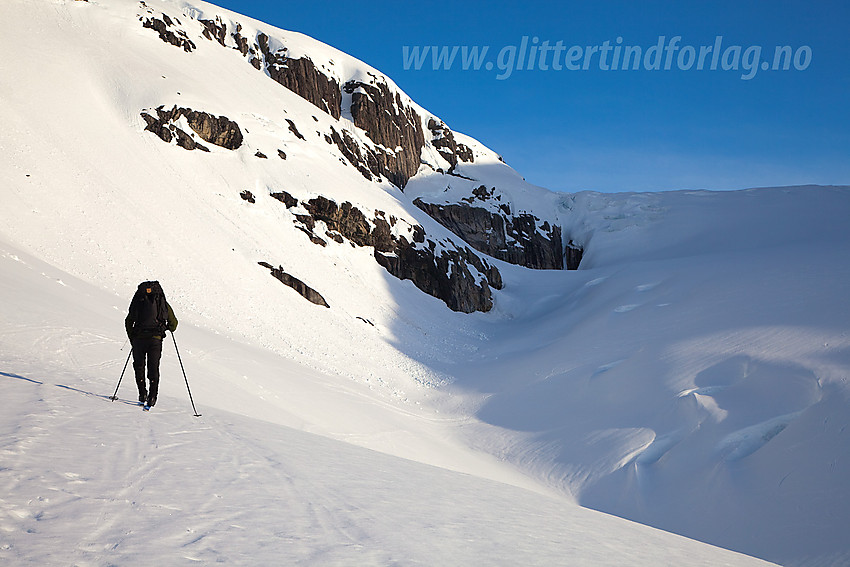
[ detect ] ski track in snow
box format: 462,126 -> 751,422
0,1 -> 849,565
0,371 -> 775,566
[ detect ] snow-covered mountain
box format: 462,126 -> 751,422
1,1 -> 848,565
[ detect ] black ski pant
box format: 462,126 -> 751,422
132,337 -> 163,405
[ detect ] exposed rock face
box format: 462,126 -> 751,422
269,192 -> 501,313
182,11 -> 480,192
285,119 -> 306,141
344,80 -> 425,188
140,12 -> 196,52
172,16 -> 343,119
303,196 -> 382,249
374,244 -> 500,314
565,242 -> 584,271
231,25 -> 259,68
427,119 -> 474,171
257,33 -> 342,119
258,262 -> 329,307
270,191 -> 298,209
141,106 -> 243,150
137,7 -> 569,284
325,127 -> 379,182
141,108 -> 208,151
198,16 -> 227,47
184,109 -> 243,149
414,197 -> 580,270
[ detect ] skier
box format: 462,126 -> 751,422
125,281 -> 178,408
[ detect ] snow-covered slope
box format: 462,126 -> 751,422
0,239 -> 776,566
439,186 -> 850,566
1,0 -> 848,565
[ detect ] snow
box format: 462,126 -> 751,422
1,0 -> 849,565
454,186 -> 850,566
0,242 -> 774,566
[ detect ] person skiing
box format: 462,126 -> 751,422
125,281 -> 178,408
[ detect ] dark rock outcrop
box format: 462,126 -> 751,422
231,24 -> 256,59
190,18 -> 343,119
141,9 -> 575,278
285,119 -> 305,141
343,80 -> 425,189
427,118 -> 474,171
374,242 -> 501,314
268,192 -> 501,312
565,241 -> 584,271
303,197 -> 378,249
183,109 -> 243,149
141,106 -> 243,150
140,13 -> 196,52
270,190 -> 298,209
413,198 -> 577,270
187,13 -> 480,192
141,109 -> 207,151
258,262 -> 329,307
199,16 -> 227,46
257,33 -> 342,119
325,127 -> 379,182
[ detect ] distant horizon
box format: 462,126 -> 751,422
212,0 -> 850,193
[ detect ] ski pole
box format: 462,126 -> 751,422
171,332 -> 201,417
110,349 -> 133,401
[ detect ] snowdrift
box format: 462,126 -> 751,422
1,0 -> 848,565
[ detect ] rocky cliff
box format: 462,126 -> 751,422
136,1 -> 575,313
141,105 -> 244,151
138,2 -> 484,191
413,198 -> 566,270
413,183 -> 583,271
269,192 -> 502,313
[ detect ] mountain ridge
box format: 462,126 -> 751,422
2,1 -> 849,565
134,0 -> 575,283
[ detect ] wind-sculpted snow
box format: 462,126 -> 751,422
453,186 -> 850,566
1,0 -> 849,565
0,243 -> 777,566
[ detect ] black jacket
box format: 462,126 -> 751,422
125,294 -> 178,340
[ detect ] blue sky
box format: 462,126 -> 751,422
213,0 -> 849,193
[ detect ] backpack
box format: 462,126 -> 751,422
130,280 -> 169,337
